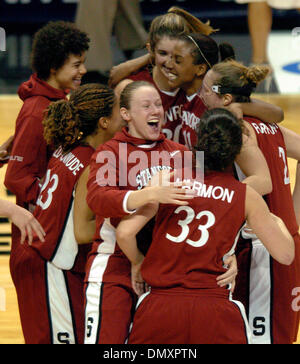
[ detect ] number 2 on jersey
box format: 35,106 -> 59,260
166,206 -> 215,247
36,169 -> 59,210
278,147 -> 290,185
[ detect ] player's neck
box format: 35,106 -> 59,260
85,133 -> 107,150
184,78 -> 203,97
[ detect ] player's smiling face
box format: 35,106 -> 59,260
121,86 -> 164,141
166,40 -> 201,91
153,36 -> 179,83
48,53 -> 87,91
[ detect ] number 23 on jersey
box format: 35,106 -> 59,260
36,169 -> 59,210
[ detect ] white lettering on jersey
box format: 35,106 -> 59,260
181,110 -> 201,131
53,146 -> 85,176
176,178 -> 235,204
251,122 -> 279,135
136,165 -> 172,190
164,105 -> 183,124
9,155 -> 23,162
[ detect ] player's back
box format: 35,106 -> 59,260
245,117 -> 298,235
234,117 -> 300,344
30,144 -> 94,269
141,171 -> 246,290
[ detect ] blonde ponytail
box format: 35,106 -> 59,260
245,65 -> 270,84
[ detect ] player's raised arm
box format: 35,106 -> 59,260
279,125 -> 300,226
245,185 -> 294,265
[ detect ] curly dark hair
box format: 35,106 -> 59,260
194,108 -> 243,172
43,83 -> 115,153
31,21 -> 90,80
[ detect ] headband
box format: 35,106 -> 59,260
186,35 -> 212,69
212,82 -> 257,97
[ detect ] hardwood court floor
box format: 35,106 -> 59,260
0,94 -> 299,344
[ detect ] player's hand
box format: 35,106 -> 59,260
10,205 -> 46,245
147,169 -> 174,187
109,62 -> 132,88
216,254 -> 238,293
131,260 -> 149,297
146,170 -> 195,205
0,135 -> 14,161
149,184 -> 195,206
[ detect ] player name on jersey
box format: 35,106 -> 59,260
250,122 -> 279,135
178,178 -> 235,204
53,146 -> 85,176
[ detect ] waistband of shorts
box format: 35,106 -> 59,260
150,286 -> 230,298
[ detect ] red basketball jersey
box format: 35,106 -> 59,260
178,93 -> 207,150
245,117 -> 299,235
30,145 -> 94,270
86,128 -> 189,285
234,117 -> 300,344
141,172 -> 246,290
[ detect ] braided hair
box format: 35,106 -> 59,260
43,83 -> 115,153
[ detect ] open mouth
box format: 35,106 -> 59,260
167,72 -> 177,82
147,119 -> 160,131
73,78 -> 82,86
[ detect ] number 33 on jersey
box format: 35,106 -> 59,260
140,174 -> 247,290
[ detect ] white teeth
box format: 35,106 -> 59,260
168,73 -> 177,81
148,119 -> 159,125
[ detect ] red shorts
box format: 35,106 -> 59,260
84,252 -> 137,344
84,281 -> 137,344
10,243 -> 86,344
128,287 -> 251,344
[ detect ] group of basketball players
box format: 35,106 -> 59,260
0,6 -> 299,344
